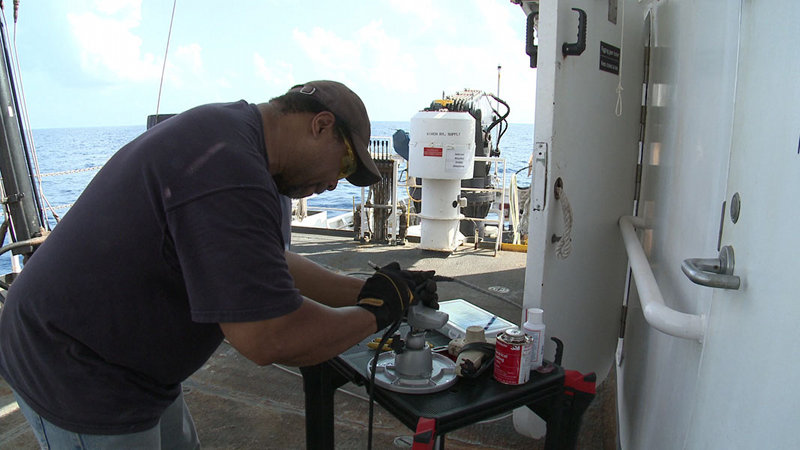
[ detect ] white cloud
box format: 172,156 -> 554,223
215,76 -> 232,90
293,21 -> 417,93
387,0 -> 442,30
292,27 -> 360,75
160,43 -> 203,88
67,1 -> 160,83
50,0 -> 535,125
474,0 -> 515,35
356,21 -> 417,93
93,0 -> 141,17
175,44 -> 204,75
431,42 -> 484,80
253,54 -> 295,87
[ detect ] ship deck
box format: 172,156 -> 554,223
0,230 -> 616,449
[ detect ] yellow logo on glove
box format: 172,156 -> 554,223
375,271 -> 414,310
358,297 -> 384,307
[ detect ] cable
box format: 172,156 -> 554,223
0,5 -> 51,229
345,271 -> 373,278
455,342 -> 495,378
435,275 -> 522,309
367,320 -> 401,450
0,235 -> 46,257
514,165 -> 533,189
155,0 -> 178,116
270,363 -> 371,403
483,94 -> 510,155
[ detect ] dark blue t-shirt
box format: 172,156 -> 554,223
0,101 -> 303,434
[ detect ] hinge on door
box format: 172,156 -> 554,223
532,142 -> 548,211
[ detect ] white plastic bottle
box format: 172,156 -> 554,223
522,308 -> 546,370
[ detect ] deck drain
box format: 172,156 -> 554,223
488,285 -> 510,294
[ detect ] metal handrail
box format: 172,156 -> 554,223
618,215 -> 706,342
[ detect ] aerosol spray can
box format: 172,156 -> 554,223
493,328 -> 533,385
523,308 -> 546,370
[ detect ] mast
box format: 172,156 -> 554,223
0,13 -> 46,258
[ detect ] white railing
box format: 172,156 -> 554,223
618,215 -> 706,341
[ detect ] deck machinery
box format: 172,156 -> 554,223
406,89 -> 508,251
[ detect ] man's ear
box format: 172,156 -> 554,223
311,111 -> 336,137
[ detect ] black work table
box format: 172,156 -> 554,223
301,328 -> 586,449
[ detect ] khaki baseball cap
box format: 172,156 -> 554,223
287,81 -> 381,186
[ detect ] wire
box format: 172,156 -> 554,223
0,235 -> 46,257
270,363 -> 371,402
156,0 -> 178,116
0,5 -> 52,228
483,93 -> 510,155
367,320 -> 401,450
435,275 -> 522,309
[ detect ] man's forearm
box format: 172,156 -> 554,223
285,250 -> 364,307
220,298 -> 376,367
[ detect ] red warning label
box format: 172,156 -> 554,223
424,147 -> 443,157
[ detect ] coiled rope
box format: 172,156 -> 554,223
553,182 -> 573,259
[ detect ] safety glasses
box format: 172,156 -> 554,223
337,130 -> 357,180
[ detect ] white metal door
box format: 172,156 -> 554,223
613,0 -> 754,446
684,2 -> 800,447
522,0 -> 644,379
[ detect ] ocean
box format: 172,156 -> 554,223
1,121 -> 534,273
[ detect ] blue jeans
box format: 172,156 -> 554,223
13,389 -> 200,449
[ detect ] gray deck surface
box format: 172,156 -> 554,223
0,230 -> 616,449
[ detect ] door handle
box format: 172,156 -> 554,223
681,245 -> 741,290
562,8 -> 587,57
525,10 -> 538,68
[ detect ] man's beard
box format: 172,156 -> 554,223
273,173 -> 310,199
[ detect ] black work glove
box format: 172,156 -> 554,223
357,263 -> 414,331
374,262 -> 439,309
398,268 -> 439,310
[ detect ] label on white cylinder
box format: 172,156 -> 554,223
445,144 -> 471,173
424,147 -> 443,157
409,111 -> 475,180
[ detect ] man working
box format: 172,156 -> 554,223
0,80 -> 429,448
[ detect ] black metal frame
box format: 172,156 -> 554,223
301,334 -> 591,449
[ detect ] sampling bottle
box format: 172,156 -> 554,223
523,308 -> 546,369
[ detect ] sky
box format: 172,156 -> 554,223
7,0 -> 537,129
